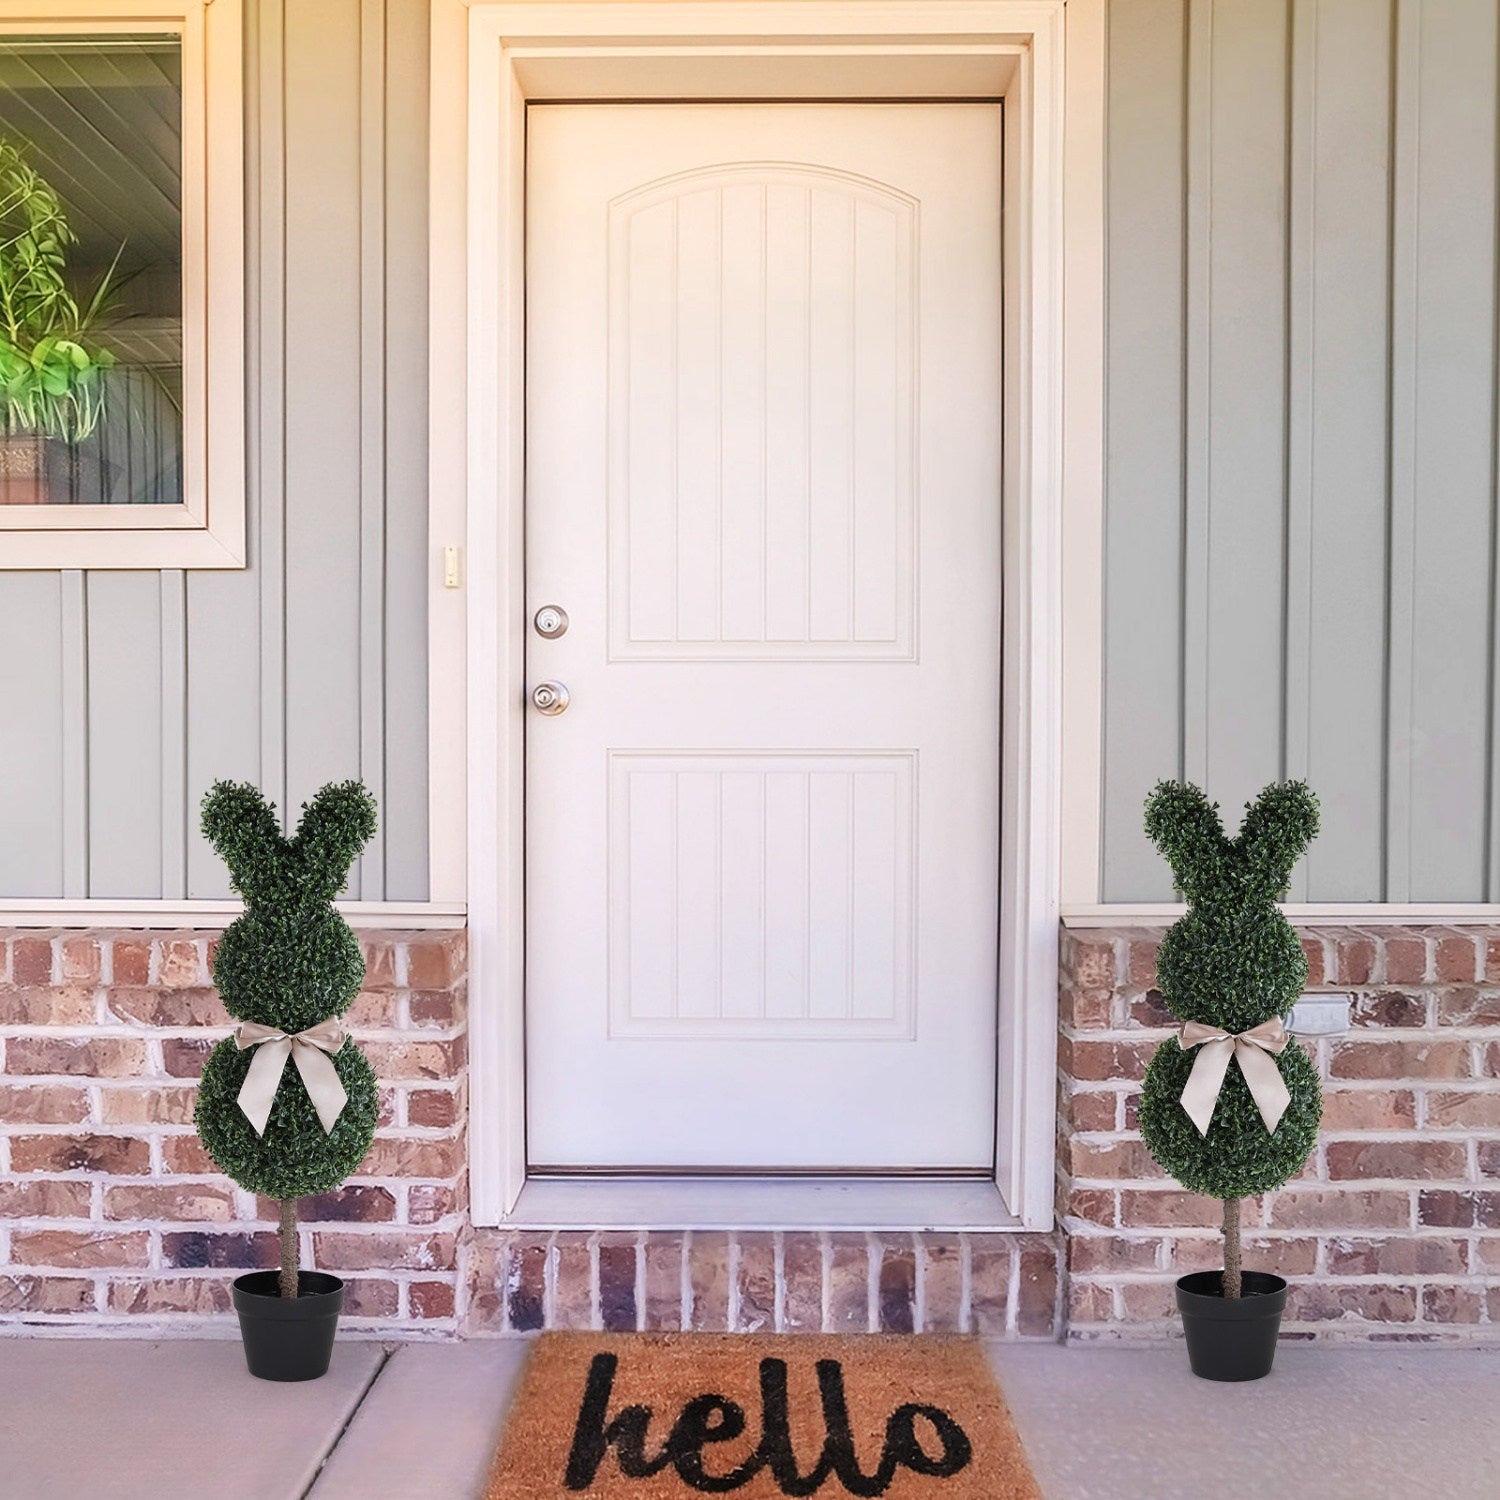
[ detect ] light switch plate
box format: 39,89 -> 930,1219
1287,994 -> 1350,1036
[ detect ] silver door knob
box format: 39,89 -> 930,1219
531,680 -> 570,716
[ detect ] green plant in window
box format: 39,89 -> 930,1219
0,134 -> 125,442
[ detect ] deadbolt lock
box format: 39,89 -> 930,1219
534,605 -> 569,639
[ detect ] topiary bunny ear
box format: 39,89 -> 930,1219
292,780 -> 378,900
1144,781 -> 1228,901
1237,780 -> 1320,896
201,781 -> 288,902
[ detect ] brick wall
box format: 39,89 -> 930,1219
1059,925 -> 1500,1341
0,928 -> 467,1332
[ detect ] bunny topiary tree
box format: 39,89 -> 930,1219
1138,780 -> 1322,1317
195,780 -> 379,1322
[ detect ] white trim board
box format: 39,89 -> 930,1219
1063,904 -> 1500,929
432,0 -> 1091,1233
0,901 -> 466,931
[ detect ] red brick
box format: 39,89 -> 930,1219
1068,1235 -> 1160,1274
1067,1281 -> 1115,1324
1326,1236 -> 1467,1276
1329,1040 -> 1466,1080
1434,933 -> 1479,985
1059,1036 -> 1156,1083
0,987 -> 95,1025
1287,1284 -> 1416,1323
969,1240 -> 1011,1335
1350,991 -> 1426,1028
408,1182 -> 460,1225
1435,988 -> 1500,1027
1320,1090 -> 1416,1131
1383,932 -> 1429,986
410,1280 -> 457,1319
345,989 -> 397,1028
104,1183 -> 235,1222
1425,1090 -> 1500,1128
313,1231 -> 456,1272
509,1239 -> 548,1332
11,935 -> 55,985
554,1231 -> 593,1331
1067,1138 -> 1161,1181
360,1039 -> 465,1082
919,1236 -> 963,1333
11,1133 -> 150,1175
781,1233 -> 822,1333
162,1037 -> 218,1077
107,987 -> 224,1027
1334,936 -> 1377,986
111,939 -> 152,986
1120,1281 -> 1177,1319
1480,1042 -> 1500,1078
1126,939 -> 1160,991
1417,1190 -> 1500,1229
1267,1189 -> 1411,1230
408,991 -> 457,1028
161,1231 -> 276,1269
0,1084 -> 90,1125
107,1278 -> 230,1315
1064,1090 -> 1118,1132
1119,1190 -> 1225,1229
1059,984 -> 1112,1030
1065,935 -> 1118,990
689,1231 -> 731,1332
342,1278 -> 400,1318
735,1232 -> 776,1333
407,1089 -> 459,1128
405,935 -> 465,990
97,1086 -> 196,1126
162,1136 -> 216,1174
1485,936 -> 1500,984
359,939 -> 399,990
1060,1186 -> 1116,1227
6,1036 -> 148,1078
1326,1140 -> 1465,1181
1184,1235 -> 1317,1277
11,1229 -> 149,1268
1421,1286 -> 1484,1323
598,1237 -> 638,1331
1477,1141 -> 1500,1179
156,939 -> 206,988
291,1185 -> 397,1223
0,1180 -> 92,1218
0,1274 -> 94,1313
58,938 -> 101,982
1016,1244 -> 1058,1337
641,1233 -> 683,1332
826,1233 -> 868,1333
1126,989 -> 1174,1029
1300,935 -> 1328,988
875,1236 -> 914,1334
358,1136 -> 462,1180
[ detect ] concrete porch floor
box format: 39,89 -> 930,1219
1,1338 -> 1495,1499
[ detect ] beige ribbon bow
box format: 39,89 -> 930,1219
1177,1018 -> 1292,1136
233,1018 -> 349,1136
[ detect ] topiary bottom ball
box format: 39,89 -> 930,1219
1138,1037 -> 1321,1199
196,1037 -> 379,1200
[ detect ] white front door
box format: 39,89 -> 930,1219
524,104 -> 1002,1172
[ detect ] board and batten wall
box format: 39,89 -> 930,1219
0,0 -> 431,902
1103,0 -> 1500,903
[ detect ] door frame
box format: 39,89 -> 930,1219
428,0 -> 1104,1231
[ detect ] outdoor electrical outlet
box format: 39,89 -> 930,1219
1288,994 -> 1350,1036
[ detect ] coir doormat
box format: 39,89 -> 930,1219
483,1332 -> 1041,1499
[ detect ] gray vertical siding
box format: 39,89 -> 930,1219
0,0 -> 430,901
1102,0 -> 1500,902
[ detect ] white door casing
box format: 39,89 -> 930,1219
525,105 -> 1003,1171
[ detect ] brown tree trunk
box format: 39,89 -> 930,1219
1222,1195 -> 1242,1300
278,1197 -> 299,1299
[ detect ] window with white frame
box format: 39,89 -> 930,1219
0,1 -> 242,567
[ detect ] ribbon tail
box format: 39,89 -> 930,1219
291,1042 -> 349,1136
1236,1042 -> 1292,1134
235,1037 -> 291,1137
1179,1038 -> 1233,1136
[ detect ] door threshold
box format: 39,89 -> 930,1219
493,1175 -> 1026,1232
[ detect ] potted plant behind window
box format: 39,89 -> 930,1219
194,780 -> 380,1381
0,134 -> 123,502
1137,780 -> 1322,1381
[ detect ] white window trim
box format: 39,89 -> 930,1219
428,0 -> 1103,1232
0,0 -> 245,568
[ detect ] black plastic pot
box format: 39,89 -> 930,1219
232,1270 -> 345,1382
1175,1270 -> 1288,1381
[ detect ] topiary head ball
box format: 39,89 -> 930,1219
195,780 -> 380,1200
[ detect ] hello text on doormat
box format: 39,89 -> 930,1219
483,1333 -> 1042,1499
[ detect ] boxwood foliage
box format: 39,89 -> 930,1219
195,780 -> 380,1200
1137,780 -> 1322,1199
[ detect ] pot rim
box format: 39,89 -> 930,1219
232,1269 -> 345,1316
1175,1269 -> 1288,1320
